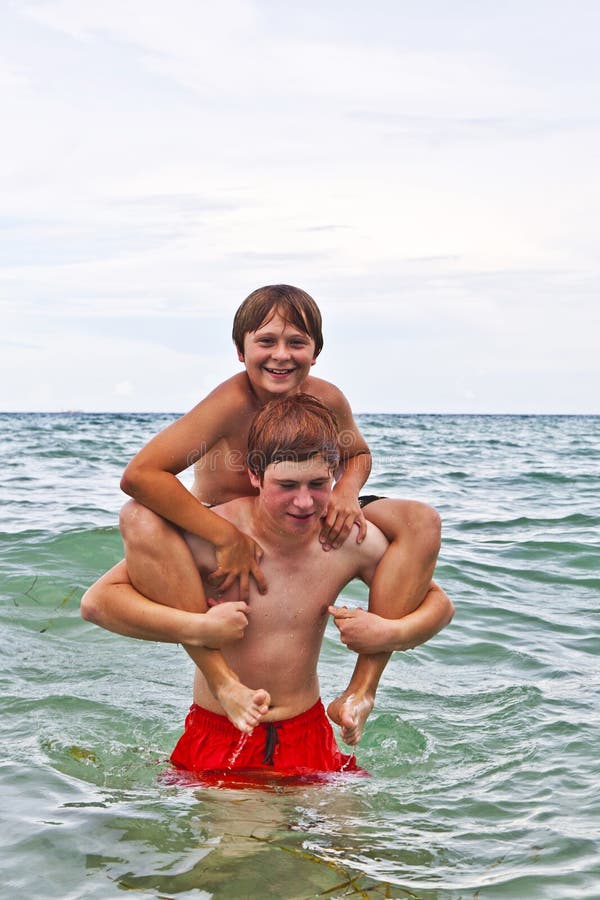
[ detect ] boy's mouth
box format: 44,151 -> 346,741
264,367 -> 295,376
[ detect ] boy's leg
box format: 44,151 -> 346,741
120,500 -> 269,733
364,497 -> 441,618
328,498 -> 440,745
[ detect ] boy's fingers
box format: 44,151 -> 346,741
253,541 -> 264,562
333,516 -> 355,546
324,515 -> 354,549
333,511 -> 366,546
207,567 -> 225,587
217,571 -> 236,594
328,604 -> 349,618
356,512 -> 368,543
320,515 -> 340,546
238,571 -> 250,604
325,520 -> 343,544
320,507 -> 339,535
251,562 -> 268,594
232,600 -> 250,612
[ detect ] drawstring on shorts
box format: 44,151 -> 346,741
263,723 -> 281,766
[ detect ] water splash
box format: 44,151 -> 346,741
225,732 -> 252,769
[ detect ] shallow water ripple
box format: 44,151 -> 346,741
1,413 -> 599,898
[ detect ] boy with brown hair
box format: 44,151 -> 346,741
115,285 -> 444,742
82,395 -> 453,775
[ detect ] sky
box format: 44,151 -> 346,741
1,0 -> 599,414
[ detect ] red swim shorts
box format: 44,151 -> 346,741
169,699 -> 365,784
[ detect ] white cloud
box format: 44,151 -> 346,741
0,324 -> 237,412
0,2 -> 598,412
113,380 -> 135,396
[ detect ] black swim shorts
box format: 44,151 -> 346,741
358,494 -> 384,509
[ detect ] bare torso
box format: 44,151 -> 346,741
185,496 -> 386,721
190,372 -> 350,504
190,376 -> 258,504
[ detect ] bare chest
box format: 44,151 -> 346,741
248,545 -> 355,632
191,428 -> 255,505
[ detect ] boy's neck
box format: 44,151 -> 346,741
249,500 -> 320,555
247,373 -> 312,407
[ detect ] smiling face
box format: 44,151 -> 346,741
248,456 -> 333,538
239,309 -> 317,400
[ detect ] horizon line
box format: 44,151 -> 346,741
1,410 -> 598,417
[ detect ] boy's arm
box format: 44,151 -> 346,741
328,522 -> 454,653
330,581 -> 455,653
317,383 -> 372,550
120,379 -> 266,599
80,561 -> 251,648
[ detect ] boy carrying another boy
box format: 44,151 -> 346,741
99,285 -> 447,744
82,395 -> 453,777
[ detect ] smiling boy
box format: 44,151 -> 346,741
115,285 -> 444,741
82,396 -> 453,776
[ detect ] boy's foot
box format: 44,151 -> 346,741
327,691 -> 374,746
216,681 -> 271,734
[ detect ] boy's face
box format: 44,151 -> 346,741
248,457 -> 332,536
239,309 -> 317,398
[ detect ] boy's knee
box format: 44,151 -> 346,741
405,501 -> 441,559
414,501 -> 441,544
79,586 -> 95,622
119,500 -> 166,543
365,498 -> 441,554
396,498 -> 441,550
119,499 -> 141,534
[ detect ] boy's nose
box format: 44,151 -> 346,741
271,342 -> 291,360
293,486 -> 313,509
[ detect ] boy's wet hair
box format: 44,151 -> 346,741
232,285 -> 324,358
247,394 -> 339,482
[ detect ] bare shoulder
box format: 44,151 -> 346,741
171,373 -> 257,448
304,375 -> 367,452
304,376 -> 357,428
194,373 -> 257,434
128,374 -> 257,476
304,375 -> 350,413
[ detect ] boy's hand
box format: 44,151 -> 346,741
201,599 -> 251,648
320,488 -> 367,550
328,605 -> 398,653
208,531 -> 267,602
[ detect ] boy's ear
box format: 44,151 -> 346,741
248,469 -> 261,489
237,348 -> 245,363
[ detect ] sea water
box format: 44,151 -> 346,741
0,412 -> 598,899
